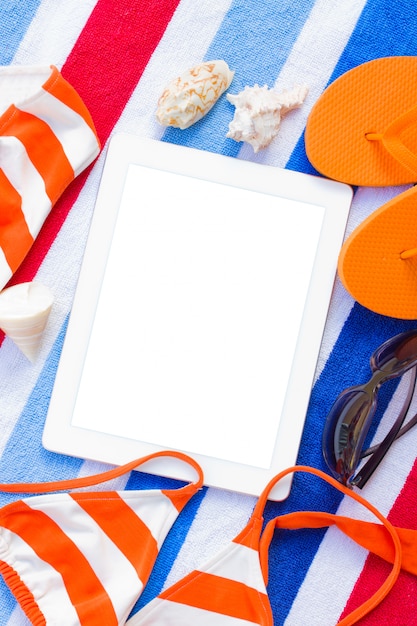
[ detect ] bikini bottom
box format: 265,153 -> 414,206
0,450 -> 203,625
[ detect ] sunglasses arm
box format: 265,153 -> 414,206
353,366 -> 417,488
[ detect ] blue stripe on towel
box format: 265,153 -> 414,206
0,0 -> 42,64
287,0 -> 417,175
0,585 -> 15,626
162,0 -> 316,156
264,305 -> 417,623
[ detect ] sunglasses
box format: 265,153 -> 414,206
322,329 -> 417,488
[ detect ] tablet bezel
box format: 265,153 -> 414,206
43,134 -> 352,500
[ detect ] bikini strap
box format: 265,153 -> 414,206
261,511 -> 417,577
0,450 -> 204,496
253,465 -> 402,626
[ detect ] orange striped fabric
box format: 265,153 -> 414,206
0,64 -> 100,286
127,466 -> 410,626
0,451 -> 203,626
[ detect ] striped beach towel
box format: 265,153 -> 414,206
1,1 -> 417,624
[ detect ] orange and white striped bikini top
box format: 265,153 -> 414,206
0,64 -> 100,289
126,465 -> 417,626
0,450 -> 204,625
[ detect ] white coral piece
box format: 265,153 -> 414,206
156,60 -> 234,130
226,84 -> 308,152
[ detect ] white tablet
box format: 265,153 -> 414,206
43,134 -> 352,500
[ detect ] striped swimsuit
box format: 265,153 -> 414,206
0,64 -> 100,291
0,451 -> 204,625
0,456 -> 416,625
126,464 -> 416,626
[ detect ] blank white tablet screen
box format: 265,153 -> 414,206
71,163 -> 325,469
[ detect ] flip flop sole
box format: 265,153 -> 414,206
305,56 -> 417,186
338,185 -> 417,319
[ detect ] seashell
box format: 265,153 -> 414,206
0,281 -> 54,362
156,60 -> 234,129
226,83 -> 308,152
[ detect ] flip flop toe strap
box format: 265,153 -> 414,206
366,103 -> 417,177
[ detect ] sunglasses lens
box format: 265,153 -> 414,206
371,330 -> 417,375
322,388 -> 375,485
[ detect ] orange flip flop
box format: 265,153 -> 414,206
338,185 -> 417,319
305,56 -> 417,186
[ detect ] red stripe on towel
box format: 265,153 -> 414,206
339,459 -> 417,624
8,0 -> 181,287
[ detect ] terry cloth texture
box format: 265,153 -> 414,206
1,1 -> 417,624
